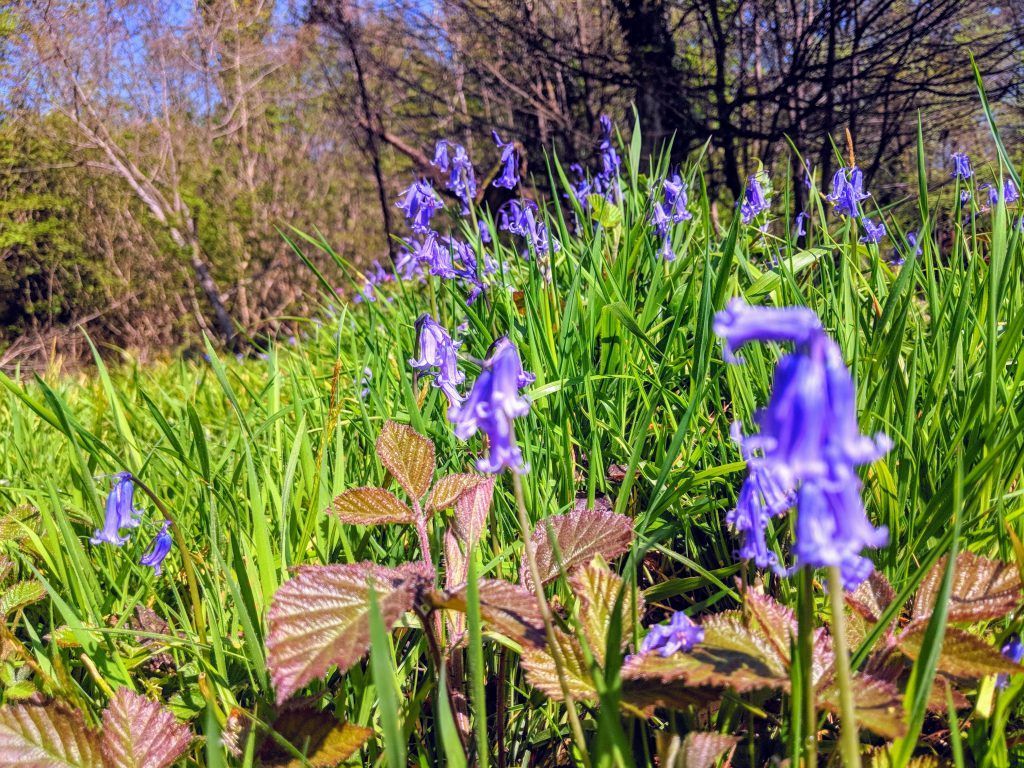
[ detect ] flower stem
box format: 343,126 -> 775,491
827,566 -> 860,767
797,567 -> 817,768
511,471 -> 591,768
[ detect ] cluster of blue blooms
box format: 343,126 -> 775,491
90,473 -> 172,576
825,166 -> 886,244
651,172 -> 692,261
740,173 -> 771,225
714,299 -> 892,590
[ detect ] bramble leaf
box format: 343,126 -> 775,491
100,688 -> 192,768
267,562 -> 433,703
376,420 -> 435,501
0,700 -> 102,767
912,552 -> 1020,625
897,626 -> 1022,679
0,580 -> 46,618
522,506 -> 633,587
673,732 -> 740,768
427,474 -> 488,514
256,707 -> 372,767
818,674 -> 906,739
522,628 -> 596,701
570,555 -> 643,666
451,476 -> 495,546
330,488 -> 415,526
431,579 -> 546,647
846,570 -> 897,624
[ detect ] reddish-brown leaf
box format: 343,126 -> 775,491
674,732 -> 741,768
570,555 -> 644,666
0,700 -> 102,767
521,506 -> 633,587
451,476 -> 495,547
846,570 -> 897,624
898,625 -> 1023,680
522,628 -> 596,701
100,689 -> 192,768
818,674 -> 906,739
433,579 -> 546,647
330,487 -> 415,526
427,474 -> 489,515
375,421 -> 435,501
912,552 -> 1021,624
267,562 -> 433,704
256,706 -> 372,767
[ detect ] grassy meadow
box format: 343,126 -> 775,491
2,104 -> 1024,767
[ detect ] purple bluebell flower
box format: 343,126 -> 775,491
567,163 -> 592,207
396,180 -> 443,234
354,261 -> 394,303
596,115 -> 621,186
951,152 -> 973,180
794,212 -> 808,237
492,131 -> 519,190
359,367 -> 372,400
91,472 -> 143,547
477,219 -> 492,244
988,180 -> 1020,206
410,314 -> 465,406
433,139 -> 477,212
740,174 -> 771,224
826,167 -> 869,218
639,611 -> 704,657
499,199 -> 559,257
447,337 -> 535,474
859,217 -> 886,244
714,299 -> 891,588
998,636 -> 1024,688
660,173 -> 692,224
139,521 -> 172,576
394,246 -> 424,282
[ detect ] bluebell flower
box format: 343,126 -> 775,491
859,217 -> 886,244
826,167 -> 869,218
988,180 -> 1020,206
394,246 -> 424,282
794,212 -> 808,237
567,163 -> 592,207
359,367 -> 372,400
714,299 -> 891,589
951,152 -> 973,180
998,636 -> 1024,688
91,472 -> 143,547
477,219 -> 492,244
396,180 -> 443,234
433,139 -> 477,212
499,199 -> 559,257
660,172 -> 692,224
139,521 -> 172,576
639,611 -> 704,657
448,337 -> 534,474
740,174 -> 771,224
410,314 -> 465,407
354,261 -> 394,303
491,131 -> 519,189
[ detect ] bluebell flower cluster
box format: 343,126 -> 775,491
432,140 -> 477,213
499,199 -> 560,259
639,611 -> 704,657
396,179 -> 443,234
410,314 -> 465,407
408,232 -> 495,304
651,172 -> 692,261
492,131 -> 519,189
714,299 -> 892,589
740,174 -> 771,224
394,246 -> 425,282
826,167 -> 869,218
987,179 -> 1020,206
564,115 -> 621,209
448,337 -> 535,474
91,472 -> 174,577
859,217 -> 886,245
951,152 -> 973,180
354,261 -> 394,303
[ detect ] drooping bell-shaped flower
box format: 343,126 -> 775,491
715,299 -> 891,589
597,115 -> 621,182
491,131 -> 519,189
997,635 -> 1024,688
740,173 -> 771,224
827,167 -> 869,218
859,217 -> 886,244
447,337 -> 535,474
410,314 -> 465,407
432,139 -> 477,212
499,199 -> 559,257
794,212 -> 808,237
140,521 -> 172,576
640,611 -> 704,657
396,180 -> 443,234
354,261 -> 394,303
988,179 -> 1020,206
91,472 -> 143,547
951,152 -> 973,180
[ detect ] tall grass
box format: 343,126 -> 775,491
1,107 -> 1023,766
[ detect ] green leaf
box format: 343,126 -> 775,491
522,505 -> 633,587
587,195 -> 622,230
257,707 -> 371,768
0,580 -> 46,618
375,420 -> 435,501
426,474 -> 488,514
0,700 -> 102,767
329,488 -> 416,526
911,552 -> 1020,625
100,689 -> 192,768
898,626 -> 1022,680
267,562 -> 433,704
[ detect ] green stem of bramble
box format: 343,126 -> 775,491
797,567 -> 818,768
827,566 -> 860,767
511,469 -> 591,768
